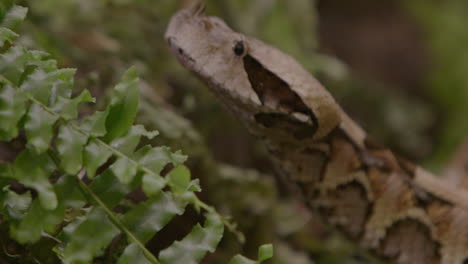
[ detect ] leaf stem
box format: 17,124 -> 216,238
77,178 -> 161,264
197,200 -> 245,243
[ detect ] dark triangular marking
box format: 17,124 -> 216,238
243,54 -> 318,133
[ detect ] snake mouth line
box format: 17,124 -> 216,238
254,112 -> 317,140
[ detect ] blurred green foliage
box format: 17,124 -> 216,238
407,0 -> 468,169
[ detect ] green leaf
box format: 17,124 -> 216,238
0,46 -> 29,85
2,188 -> 31,220
89,169 -> 129,208
83,138 -> 112,178
1,5 -> 27,29
186,179 -> 201,193
51,89 -> 94,120
61,207 -> 120,264
26,50 -> 57,73
159,212 -> 224,264
49,68 -> 75,101
228,244 -> 274,264
135,145 -> 185,173
56,123 -> 88,174
122,192 -> 187,243
56,174 -> 87,209
142,172 -> 166,197
110,157 -> 138,184
0,83 -> 26,140
80,109 -> 109,137
56,211 -> 87,251
11,200 -> 63,243
110,125 -> 157,155
21,68 -> 74,105
0,27 -> 18,46
117,243 -> 151,264
258,244 -> 273,262
167,165 -> 191,194
20,68 -> 51,104
11,175 -> 85,244
12,149 -> 57,210
104,67 -> 140,142
133,145 -> 189,196
133,145 -> 186,196
24,102 -> 59,153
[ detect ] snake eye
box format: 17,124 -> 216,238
233,41 -> 245,56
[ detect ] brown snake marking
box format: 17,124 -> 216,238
165,4 -> 468,263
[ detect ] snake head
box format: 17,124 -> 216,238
165,4 -> 341,139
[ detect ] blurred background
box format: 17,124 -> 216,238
7,0 -> 468,263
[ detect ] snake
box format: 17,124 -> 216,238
165,4 -> 468,264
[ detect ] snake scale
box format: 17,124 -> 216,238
165,4 -> 468,264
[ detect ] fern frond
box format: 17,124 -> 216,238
0,3 -> 273,264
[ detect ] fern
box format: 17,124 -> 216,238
0,3 -> 272,264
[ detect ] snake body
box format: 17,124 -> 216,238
165,4 -> 468,263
